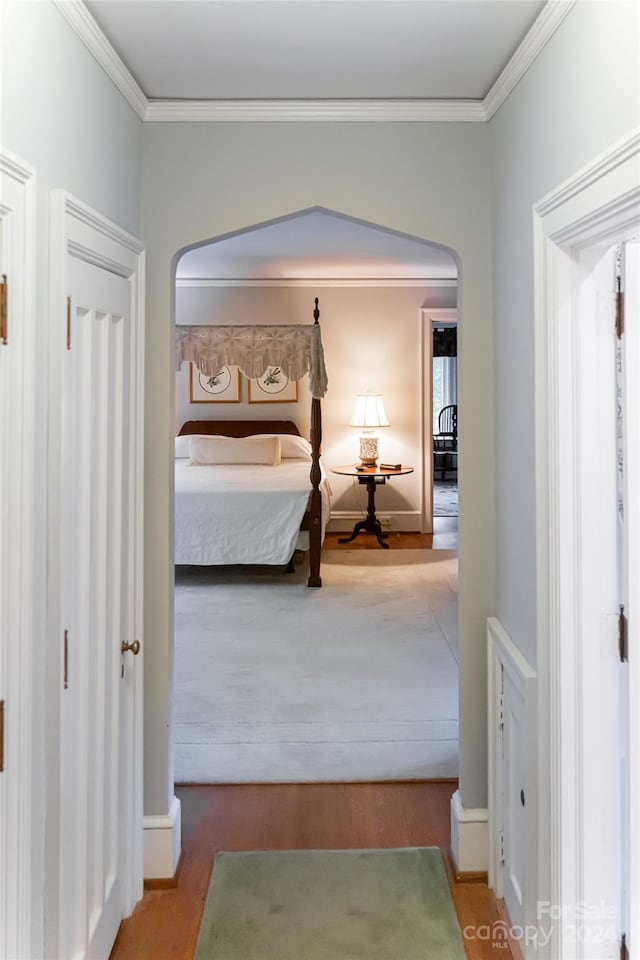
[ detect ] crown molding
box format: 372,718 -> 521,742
51,0 -> 148,120
145,99 -> 485,123
483,0 -> 577,120
176,277 -> 458,288
52,0 -> 576,125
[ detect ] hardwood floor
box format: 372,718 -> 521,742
324,517 -> 458,552
118,531 -> 463,956
110,782 -> 513,960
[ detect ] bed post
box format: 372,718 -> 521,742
308,297 -> 322,587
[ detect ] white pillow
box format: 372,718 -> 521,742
175,435 -> 191,458
252,434 -> 312,460
189,435 -> 281,466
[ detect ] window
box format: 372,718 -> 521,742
433,356 -> 457,433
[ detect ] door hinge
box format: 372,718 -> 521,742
498,829 -> 505,866
620,933 -> 628,960
0,274 -> 8,345
63,629 -> 69,689
616,281 -> 625,339
66,296 -> 72,350
0,699 -> 4,772
498,687 -> 505,729
619,605 -> 628,662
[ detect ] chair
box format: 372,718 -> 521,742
433,404 -> 457,480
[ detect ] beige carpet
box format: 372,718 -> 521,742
174,550 -> 459,782
194,848 -> 467,960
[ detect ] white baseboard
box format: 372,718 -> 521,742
326,510 -> 422,533
143,795 -> 181,880
450,789 -> 489,873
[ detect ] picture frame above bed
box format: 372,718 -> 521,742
248,366 -> 299,403
189,363 -> 242,403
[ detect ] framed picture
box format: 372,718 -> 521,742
189,364 -> 241,403
248,366 -> 299,403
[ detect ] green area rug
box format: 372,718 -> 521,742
194,847 -> 466,960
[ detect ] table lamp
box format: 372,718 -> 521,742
350,394 -> 389,466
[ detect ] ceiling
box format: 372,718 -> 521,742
176,210 -> 457,281
86,0 -> 545,101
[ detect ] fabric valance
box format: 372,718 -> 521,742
175,324 -> 328,399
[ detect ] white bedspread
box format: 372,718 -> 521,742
175,458 -> 331,565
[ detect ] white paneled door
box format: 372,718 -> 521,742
50,194 -> 144,960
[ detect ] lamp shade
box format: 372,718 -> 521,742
349,394 -> 390,428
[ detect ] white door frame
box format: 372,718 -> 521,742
0,148 -> 40,959
46,192 -> 145,956
623,240 -> 640,960
421,307 -> 457,533
534,129 -> 640,959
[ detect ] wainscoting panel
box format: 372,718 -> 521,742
487,618 -> 537,952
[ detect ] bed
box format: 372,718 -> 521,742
174,300 -> 329,586
174,420 -> 332,576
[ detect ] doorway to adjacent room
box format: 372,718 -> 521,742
170,208 -> 461,787
422,309 -> 458,547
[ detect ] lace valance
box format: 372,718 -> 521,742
175,324 -> 328,398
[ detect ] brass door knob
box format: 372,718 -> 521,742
121,639 -> 141,656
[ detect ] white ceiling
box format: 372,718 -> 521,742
86,0 -> 545,101
176,210 -> 457,280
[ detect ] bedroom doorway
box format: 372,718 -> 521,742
170,207 -> 461,788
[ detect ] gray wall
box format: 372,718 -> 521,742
490,0 -> 640,667
142,120 -> 495,815
2,2 -> 141,237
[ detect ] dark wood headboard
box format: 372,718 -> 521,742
178,420 -> 301,438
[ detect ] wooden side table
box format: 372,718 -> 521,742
330,465 -> 414,548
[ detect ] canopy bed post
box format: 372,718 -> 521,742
308,296 -> 323,586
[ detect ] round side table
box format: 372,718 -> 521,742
330,464 -> 414,548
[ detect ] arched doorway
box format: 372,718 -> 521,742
170,207 -> 461,785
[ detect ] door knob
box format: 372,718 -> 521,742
121,639 -> 140,656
